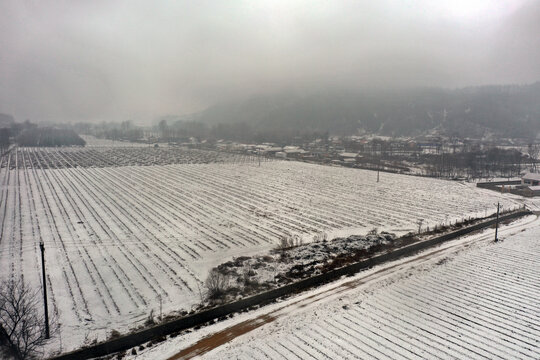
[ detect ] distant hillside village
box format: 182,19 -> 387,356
106,129 -> 536,181
207,135 -> 533,180
2,111 -> 539,182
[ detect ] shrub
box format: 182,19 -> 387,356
205,269 -> 230,300
144,310 -> 155,327
313,231 -> 328,242
109,329 -> 121,339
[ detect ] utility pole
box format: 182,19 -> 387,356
39,241 -> 50,339
441,150 -> 445,178
377,157 -> 380,183
494,202 -> 500,242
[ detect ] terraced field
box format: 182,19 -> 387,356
0,146 -> 521,354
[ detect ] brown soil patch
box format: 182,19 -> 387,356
168,315 -> 276,360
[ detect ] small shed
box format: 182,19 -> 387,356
338,152 -> 358,158
525,185 -> 540,196
284,148 -> 306,158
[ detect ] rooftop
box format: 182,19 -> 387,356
522,172 -> 540,181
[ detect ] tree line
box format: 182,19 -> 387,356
16,128 -> 85,147
75,119 -> 328,146
157,119 -> 328,145
0,118 -> 86,150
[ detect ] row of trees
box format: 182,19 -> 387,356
0,120 -> 38,153
1,119 -> 86,150
76,119 -> 329,146
0,128 -> 9,155
421,148 -> 526,179
16,128 -> 85,147
73,120 -> 143,142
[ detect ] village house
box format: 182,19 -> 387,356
521,172 -> 540,186
524,185 -> 540,197
520,173 -> 540,196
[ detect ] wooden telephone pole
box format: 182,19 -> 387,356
377,157 -> 380,183
39,241 -> 50,339
494,202 -> 500,242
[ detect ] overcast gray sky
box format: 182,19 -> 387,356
1,0 -> 539,123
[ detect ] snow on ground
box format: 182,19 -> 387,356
6,147 -> 254,168
0,152 -> 524,355
202,217 -> 540,359
210,232 -> 397,297
133,214 -> 540,360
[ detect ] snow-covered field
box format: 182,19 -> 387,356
0,147 -> 523,354
137,214 -> 540,360
4,146 -> 256,169
197,216 -> 540,360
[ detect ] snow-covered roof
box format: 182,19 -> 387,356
339,152 -> 358,158
522,173 -> 540,181
528,185 -> 540,191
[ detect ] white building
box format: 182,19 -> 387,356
521,172 -> 540,186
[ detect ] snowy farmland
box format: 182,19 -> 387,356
0,146 -> 522,354
190,215 -> 540,360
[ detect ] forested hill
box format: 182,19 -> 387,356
192,83 -> 540,139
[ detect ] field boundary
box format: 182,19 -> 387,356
50,209 -> 531,360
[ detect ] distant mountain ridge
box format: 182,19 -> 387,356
191,83 -> 540,139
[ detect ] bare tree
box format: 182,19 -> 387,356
158,119 -> 168,140
275,234 -> 303,251
313,231 -> 328,242
417,219 -> 424,234
0,128 -> 10,155
204,269 -> 230,300
527,143 -> 539,171
0,278 -> 55,360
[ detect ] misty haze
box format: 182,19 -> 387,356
1,1 -> 540,359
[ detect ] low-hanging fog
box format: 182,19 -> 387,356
1,0 -> 539,123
